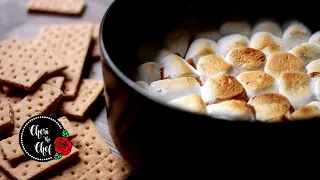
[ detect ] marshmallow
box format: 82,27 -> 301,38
207,100 -> 255,121
219,21 -> 252,37
308,31 -> 320,45
250,32 -> 288,56
135,81 -> 150,92
196,54 -> 234,84
237,71 -> 277,98
150,77 -> 200,102
313,79 -> 320,101
169,94 -> 207,114
306,59 -> 320,77
279,72 -> 312,110
185,38 -> 218,66
264,52 -> 305,77
252,20 -> 282,37
218,34 -> 250,57
154,48 -> 174,64
226,47 -> 266,73
282,21 -> 311,49
159,54 -> 199,79
194,30 -> 222,42
201,76 -> 247,104
289,43 -> 320,64
136,62 -> 161,84
165,28 -> 190,57
289,101 -> 320,121
248,93 -> 293,122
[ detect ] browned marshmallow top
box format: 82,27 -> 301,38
227,47 -> 266,70
237,71 -> 275,91
265,52 -> 305,76
248,93 -> 293,122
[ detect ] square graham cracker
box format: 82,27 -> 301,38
49,136 -> 111,180
79,154 -> 132,180
27,0 -> 86,15
12,84 -> 63,134
70,118 -> 107,147
59,23 -> 94,98
0,38 -> 47,91
61,79 -> 104,119
0,102 -> 13,131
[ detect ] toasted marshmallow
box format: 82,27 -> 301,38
136,62 -> 161,84
237,71 -> 277,98
282,21 -> 311,49
252,20 -> 282,37
154,48 -> 174,64
279,72 -> 312,110
194,30 -> 222,42
289,43 -> 320,64
250,32 -> 288,56
169,94 -> 206,114
248,93 -> 293,122
207,100 -> 255,121
289,101 -> 320,121
226,47 -> 266,73
201,76 -> 247,104
306,59 -> 320,77
308,31 -> 320,45
159,54 -> 199,79
219,21 -> 251,37
185,38 -> 218,66
149,77 -> 200,102
264,52 -> 305,77
217,34 -> 250,57
196,54 -> 234,83
135,81 -> 150,92
165,28 -> 190,57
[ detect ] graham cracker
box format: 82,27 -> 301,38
57,116 -> 77,139
2,86 -> 14,95
92,24 -> 100,40
45,76 -> 65,90
70,118 -> 107,147
12,84 -> 63,134
61,79 -> 104,119
0,38 -> 47,91
0,102 -> 13,131
0,169 -> 10,180
91,41 -> 101,58
59,23 -> 94,98
27,0 -> 86,15
0,143 -> 79,180
79,154 -> 132,180
37,25 -> 66,53
0,116 -> 76,165
49,136 -> 111,180
18,40 -> 67,76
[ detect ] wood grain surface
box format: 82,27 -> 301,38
0,0 -> 119,154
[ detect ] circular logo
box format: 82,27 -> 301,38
19,115 -> 72,162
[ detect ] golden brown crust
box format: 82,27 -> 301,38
265,52 -> 305,76
228,47 -> 266,70
289,43 -> 318,62
280,72 -> 310,96
248,93 -> 292,122
237,71 -> 275,91
209,76 -> 247,102
169,94 -> 206,114
197,55 -> 233,76
160,55 -> 198,79
289,106 -> 320,121
251,32 -> 281,52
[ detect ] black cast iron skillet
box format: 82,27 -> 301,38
100,0 -> 320,178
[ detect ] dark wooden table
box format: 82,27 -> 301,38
0,0 -> 119,154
